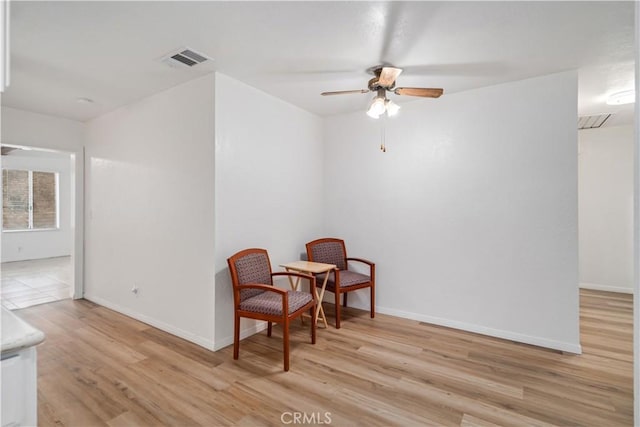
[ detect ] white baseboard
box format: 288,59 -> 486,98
375,305 -> 582,354
213,322 -> 268,351
580,282 -> 634,294
2,253 -> 72,264
83,294 -> 583,355
83,294 -> 216,351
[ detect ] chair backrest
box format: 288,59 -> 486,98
306,238 -> 347,270
227,248 -> 273,304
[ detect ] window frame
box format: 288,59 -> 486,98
2,168 -> 60,233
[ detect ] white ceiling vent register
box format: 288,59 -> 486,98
578,114 -> 611,130
159,47 -> 212,68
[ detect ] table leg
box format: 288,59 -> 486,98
284,268 -> 301,291
284,268 -> 305,325
315,271 -> 331,328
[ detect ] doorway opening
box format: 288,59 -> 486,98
1,144 -> 83,309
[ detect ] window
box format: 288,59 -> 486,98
2,169 -> 58,231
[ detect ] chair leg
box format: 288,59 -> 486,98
370,284 -> 375,318
343,293 -> 348,307
267,321 -> 272,337
283,317 -> 290,372
335,290 -> 341,329
311,305 -> 316,344
233,314 -> 240,360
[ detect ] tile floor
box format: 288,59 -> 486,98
1,256 -> 72,310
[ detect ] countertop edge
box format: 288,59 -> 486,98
1,307 -> 46,355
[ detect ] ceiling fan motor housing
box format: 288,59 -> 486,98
368,77 -> 395,91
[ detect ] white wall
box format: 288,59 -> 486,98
213,73 -> 324,349
323,71 -> 580,353
84,74 -> 216,349
579,125 -> 634,293
1,106 -> 85,298
1,107 -> 85,153
1,152 -> 72,262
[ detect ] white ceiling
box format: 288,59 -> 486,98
2,1 -> 636,126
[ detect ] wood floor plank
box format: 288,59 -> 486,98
12,289 -> 634,426
460,413 -> 504,427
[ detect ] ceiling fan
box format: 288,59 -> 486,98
321,66 -> 444,118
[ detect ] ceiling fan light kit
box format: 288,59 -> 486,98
322,65 -> 444,150
366,97 -> 386,118
366,89 -> 388,118
366,88 -> 401,119
384,99 -> 400,117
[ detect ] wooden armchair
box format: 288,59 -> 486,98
227,248 -> 316,371
305,238 -> 375,329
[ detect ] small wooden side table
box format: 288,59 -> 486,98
279,261 -> 336,328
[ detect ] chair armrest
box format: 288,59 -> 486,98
347,257 -> 375,278
347,257 -> 375,267
237,283 -> 286,295
272,272 -> 317,298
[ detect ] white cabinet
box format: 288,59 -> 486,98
1,347 -> 38,427
1,308 -> 44,427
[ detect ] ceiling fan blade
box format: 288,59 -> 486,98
321,89 -> 369,96
394,87 -> 444,98
378,67 -> 403,87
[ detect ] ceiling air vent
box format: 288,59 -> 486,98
578,114 -> 611,130
160,47 -> 211,68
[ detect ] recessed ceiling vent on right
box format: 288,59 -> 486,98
578,113 -> 612,130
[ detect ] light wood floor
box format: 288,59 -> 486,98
16,289 -> 633,426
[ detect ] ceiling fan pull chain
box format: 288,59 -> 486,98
380,114 -> 386,152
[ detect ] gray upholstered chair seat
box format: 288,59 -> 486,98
240,290 -> 313,316
318,270 -> 370,288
